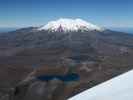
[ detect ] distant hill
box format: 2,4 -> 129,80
0,27 -> 18,33
110,27 -> 133,34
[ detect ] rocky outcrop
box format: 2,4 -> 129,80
11,78 -> 72,100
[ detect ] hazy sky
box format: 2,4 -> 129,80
0,0 -> 132,28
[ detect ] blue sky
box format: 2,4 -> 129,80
0,0 -> 133,28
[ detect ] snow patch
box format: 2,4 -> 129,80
69,69 -> 133,100
38,18 -> 104,32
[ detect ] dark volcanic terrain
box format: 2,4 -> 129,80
0,27 -> 133,100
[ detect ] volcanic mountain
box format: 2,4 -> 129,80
0,18 -> 133,100
38,18 -> 103,32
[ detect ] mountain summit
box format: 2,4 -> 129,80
38,18 -> 104,32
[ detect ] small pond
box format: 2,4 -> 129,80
37,73 -> 80,82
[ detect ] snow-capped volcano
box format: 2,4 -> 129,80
38,18 -> 104,32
